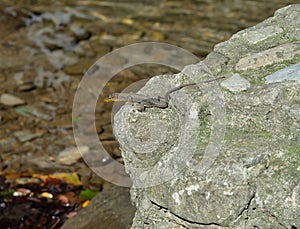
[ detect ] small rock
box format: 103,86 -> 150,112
17,82 -> 36,91
57,146 -> 89,165
52,119 -> 72,129
13,131 -> 42,142
148,31 -> 166,40
70,23 -> 91,41
15,177 -> 41,185
61,186 -> 135,229
26,157 -> 67,173
0,93 -> 26,106
63,60 -> 93,75
28,107 -> 52,120
221,73 -> 250,92
14,72 -> 24,84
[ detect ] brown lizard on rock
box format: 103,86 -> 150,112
104,76 -> 225,111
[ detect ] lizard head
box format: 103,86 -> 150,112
104,93 -> 120,102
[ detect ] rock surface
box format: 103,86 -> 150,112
114,4 -> 300,228
61,186 -> 136,229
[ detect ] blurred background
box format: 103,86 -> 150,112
0,0 -> 299,228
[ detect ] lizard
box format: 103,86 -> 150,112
104,76 -> 225,111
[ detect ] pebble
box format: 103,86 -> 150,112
220,73 -> 250,92
15,188 -> 32,196
0,93 -> 26,106
14,131 -> 42,142
52,119 -> 72,129
15,177 -> 41,185
14,72 -> 24,84
57,194 -> 69,205
29,107 -> 52,120
57,146 -> 89,165
63,60 -> 93,75
38,192 -> 54,199
148,31 -> 166,40
17,82 -> 36,91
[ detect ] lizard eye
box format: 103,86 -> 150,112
109,93 -> 116,98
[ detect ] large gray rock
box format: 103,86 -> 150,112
114,4 -> 300,228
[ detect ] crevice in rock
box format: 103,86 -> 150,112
235,191 -> 255,221
264,210 -> 288,229
234,189 -> 290,229
150,200 -> 228,227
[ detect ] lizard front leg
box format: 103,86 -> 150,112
136,103 -> 146,112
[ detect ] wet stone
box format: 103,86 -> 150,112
70,25 -> 92,41
52,119 -> 73,129
34,68 -> 70,88
26,157 -> 70,174
13,72 -> 24,84
57,146 -> 89,165
0,93 -> 26,106
63,60 -> 93,75
61,186 -> 135,229
43,50 -> 78,71
147,31 -> 166,41
27,107 -> 52,120
13,131 -> 42,142
17,82 -> 36,91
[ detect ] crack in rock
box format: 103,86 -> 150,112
150,200 -> 227,227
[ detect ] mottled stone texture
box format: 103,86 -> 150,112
114,4 -> 300,229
